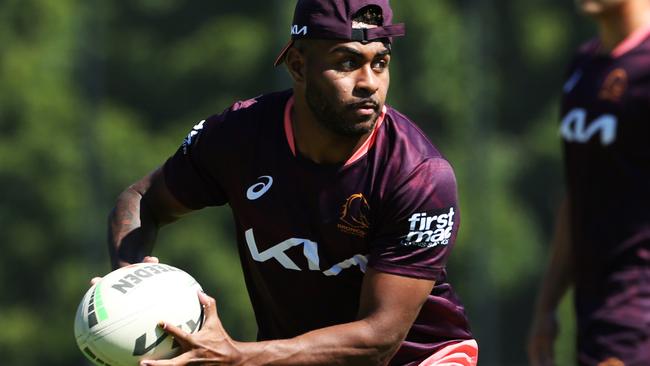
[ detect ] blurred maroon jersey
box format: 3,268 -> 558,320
560,27 -> 650,365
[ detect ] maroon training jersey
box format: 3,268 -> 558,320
163,89 -> 473,365
560,27 -> 650,365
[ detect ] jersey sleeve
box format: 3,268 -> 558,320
368,158 -> 460,281
163,112 -> 229,209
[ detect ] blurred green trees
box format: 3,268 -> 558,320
0,0 -> 593,365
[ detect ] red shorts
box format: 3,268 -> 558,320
418,339 -> 479,366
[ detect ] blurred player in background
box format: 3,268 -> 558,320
528,0 -> 650,365
105,0 -> 478,365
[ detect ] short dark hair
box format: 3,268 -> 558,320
352,5 -> 384,26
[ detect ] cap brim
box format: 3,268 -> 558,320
273,40 -> 295,67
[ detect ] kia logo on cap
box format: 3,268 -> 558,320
291,25 -> 308,36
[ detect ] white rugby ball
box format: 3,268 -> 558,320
74,263 -> 204,366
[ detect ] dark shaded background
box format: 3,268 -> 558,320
0,0 -> 594,364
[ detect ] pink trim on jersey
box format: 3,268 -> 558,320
611,22 -> 650,58
418,339 -> 479,366
284,96 -> 297,156
283,96 -> 387,166
344,105 -> 386,167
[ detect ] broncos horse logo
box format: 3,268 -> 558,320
338,194 -> 370,237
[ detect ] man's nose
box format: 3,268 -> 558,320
354,64 -> 380,96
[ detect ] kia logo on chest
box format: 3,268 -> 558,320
560,108 -> 617,146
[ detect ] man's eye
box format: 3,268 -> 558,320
340,60 -> 358,70
373,59 -> 389,71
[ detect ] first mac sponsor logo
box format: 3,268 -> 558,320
401,207 -> 455,248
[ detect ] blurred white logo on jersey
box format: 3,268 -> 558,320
560,108 -> 617,146
182,120 -> 206,154
246,176 -> 273,200
402,207 -> 455,248
244,229 -> 367,276
563,69 -> 582,94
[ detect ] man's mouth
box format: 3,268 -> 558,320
349,100 -> 379,116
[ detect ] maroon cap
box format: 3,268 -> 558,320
274,0 -> 406,66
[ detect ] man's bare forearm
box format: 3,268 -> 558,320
108,168 -> 190,269
234,318 -> 402,366
108,184 -> 159,269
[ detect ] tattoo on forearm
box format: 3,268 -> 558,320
109,188 -> 157,267
110,189 -> 139,236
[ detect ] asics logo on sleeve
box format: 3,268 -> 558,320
401,207 -> 455,248
246,176 -> 273,200
560,108 -> 617,145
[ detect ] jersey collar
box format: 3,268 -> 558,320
283,95 -> 387,167
610,21 -> 650,58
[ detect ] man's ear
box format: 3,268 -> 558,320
285,47 -> 306,83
